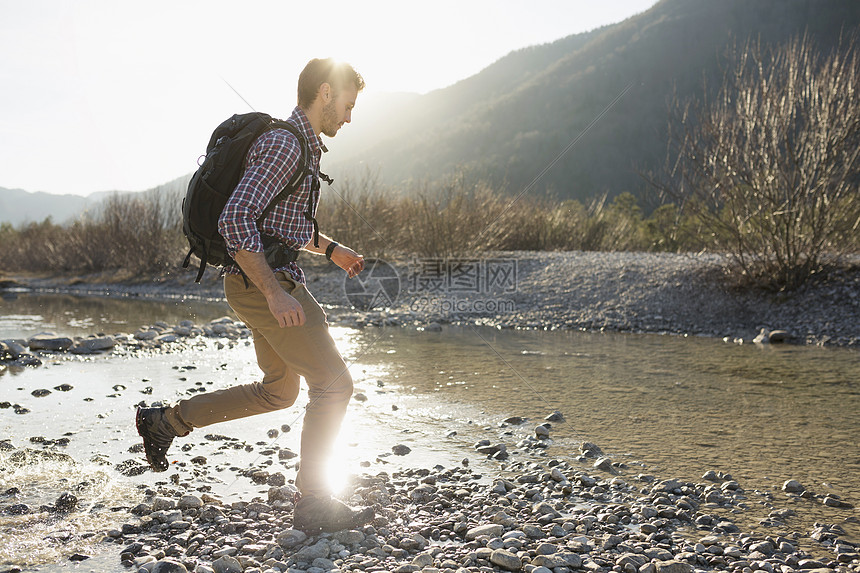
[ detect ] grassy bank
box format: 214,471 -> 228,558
1,176 -> 856,290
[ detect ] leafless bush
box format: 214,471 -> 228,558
0,187 -> 183,276
650,33 -> 860,290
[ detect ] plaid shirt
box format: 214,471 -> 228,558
218,107 -> 324,284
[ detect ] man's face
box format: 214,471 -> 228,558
320,84 -> 358,138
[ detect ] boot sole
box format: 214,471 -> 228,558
136,408 -> 169,472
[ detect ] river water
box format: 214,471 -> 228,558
1,292 -> 858,570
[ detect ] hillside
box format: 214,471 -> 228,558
0,188 -> 97,226
0,176 -> 189,226
5,0 -> 858,214
324,0 -> 860,203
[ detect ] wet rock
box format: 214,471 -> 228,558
392,444 -> 412,456
134,329 -> 159,341
31,389 -> 52,397
151,559 -> 188,573
545,411 -> 565,422
749,541 -> 774,555
6,503 -> 31,515
27,333 -> 74,352
782,479 -> 805,493
278,448 -> 298,460
0,340 -> 28,360
68,553 -> 90,562
54,384 -> 74,392
55,492 -> 78,512
503,416 -> 527,425
593,457 -> 614,472
74,336 -> 116,352
823,496 -> 853,508
768,329 -> 790,342
653,479 -> 683,493
13,355 -> 42,367
475,441 -> 507,456
580,441 -> 604,458
115,459 -> 148,476
534,424 -> 551,438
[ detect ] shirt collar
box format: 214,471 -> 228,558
289,106 -> 327,154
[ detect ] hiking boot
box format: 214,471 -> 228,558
292,495 -> 374,533
135,407 -> 178,472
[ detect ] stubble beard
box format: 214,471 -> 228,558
321,99 -> 340,137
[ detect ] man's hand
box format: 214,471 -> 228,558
266,288 -> 306,327
331,245 -> 365,278
234,249 -> 305,328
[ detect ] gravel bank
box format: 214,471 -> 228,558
4,424 -> 857,573
6,252 -> 860,347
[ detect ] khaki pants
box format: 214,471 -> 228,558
167,272 -> 353,498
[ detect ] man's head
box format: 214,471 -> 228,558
298,58 -> 365,137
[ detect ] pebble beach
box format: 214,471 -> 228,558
1,251 -> 858,573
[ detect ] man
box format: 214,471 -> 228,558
136,58 -> 373,533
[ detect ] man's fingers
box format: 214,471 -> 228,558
277,309 -> 306,327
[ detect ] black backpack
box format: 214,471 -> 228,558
181,112 -> 326,283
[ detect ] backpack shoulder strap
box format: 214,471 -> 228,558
258,121 -> 312,221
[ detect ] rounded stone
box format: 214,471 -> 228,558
782,479 -> 804,493
151,559 -> 188,573
490,548 -> 522,571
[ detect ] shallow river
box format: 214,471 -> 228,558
1,292 -> 858,570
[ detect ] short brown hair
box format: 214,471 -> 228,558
297,58 -> 365,107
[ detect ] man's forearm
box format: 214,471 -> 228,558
233,250 -> 283,297
303,233 -> 335,255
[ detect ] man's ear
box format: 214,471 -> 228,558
320,82 -> 332,103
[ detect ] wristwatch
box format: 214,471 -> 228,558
325,241 -> 339,260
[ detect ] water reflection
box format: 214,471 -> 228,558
0,292 -> 232,340
350,326 -> 860,541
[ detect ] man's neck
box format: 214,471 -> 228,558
300,104 -> 323,137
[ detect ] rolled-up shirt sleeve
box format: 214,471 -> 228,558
218,130 -> 302,256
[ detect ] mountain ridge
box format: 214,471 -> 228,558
4,0 -> 858,223
324,0 -> 860,201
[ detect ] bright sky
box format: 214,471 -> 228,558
0,0 -> 658,196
